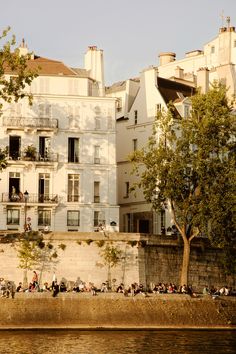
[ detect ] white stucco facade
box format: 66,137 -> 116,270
0,45 -> 119,232
158,23 -> 236,101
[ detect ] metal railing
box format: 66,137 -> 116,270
1,193 -> 59,204
2,117 -> 58,129
7,152 -> 58,163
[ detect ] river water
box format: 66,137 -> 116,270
0,330 -> 235,354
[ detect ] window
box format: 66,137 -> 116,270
156,104 -> 162,115
94,145 -> 100,164
39,137 -> 51,160
68,138 -> 79,163
132,139 -> 137,151
94,211 -> 99,227
9,136 -> 21,160
68,174 -> 79,202
67,210 -> 80,226
9,172 -> 21,200
134,110 -> 138,125
7,209 -> 20,225
38,173 -> 50,202
124,182 -> 129,198
95,117 -> 101,130
38,209 -> 51,226
94,211 -> 105,227
117,98 -> 122,112
184,105 -> 190,118
211,46 -> 215,54
94,181 -> 100,203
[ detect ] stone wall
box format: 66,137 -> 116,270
0,232 -> 235,292
0,293 -> 235,329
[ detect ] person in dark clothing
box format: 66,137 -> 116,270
52,281 -> 59,297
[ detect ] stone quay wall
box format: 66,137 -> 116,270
0,293 -> 235,329
0,232 -> 235,292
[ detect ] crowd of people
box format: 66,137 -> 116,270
1,272 -> 235,299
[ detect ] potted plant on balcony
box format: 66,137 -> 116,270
23,145 -> 37,161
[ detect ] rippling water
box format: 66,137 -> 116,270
0,330 -> 235,354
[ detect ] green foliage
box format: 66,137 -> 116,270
130,83 -> 236,278
0,147 -> 8,171
127,240 -> 138,247
23,145 -> 37,159
58,243 -> 66,251
0,27 -> 38,111
100,243 -> 121,268
96,240 -> 105,248
85,239 -> 93,245
16,233 -> 58,272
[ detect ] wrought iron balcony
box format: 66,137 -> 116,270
7,152 -> 58,163
1,193 -> 59,204
2,117 -> 58,129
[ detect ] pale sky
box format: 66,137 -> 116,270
1,0 -> 236,84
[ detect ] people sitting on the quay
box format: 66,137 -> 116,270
0,278 -> 7,297
78,282 -> 85,292
72,282 -> 80,293
91,284 -> 97,296
32,271 -> 39,290
42,282 -> 50,292
59,281 -> 67,292
203,286 -> 210,295
16,282 -> 23,292
5,281 -> 15,299
116,283 -> 124,293
100,282 -> 108,292
52,280 -> 59,297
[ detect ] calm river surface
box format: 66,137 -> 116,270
0,330 -> 235,354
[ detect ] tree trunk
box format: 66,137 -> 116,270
180,238 -> 191,286
23,269 -> 28,289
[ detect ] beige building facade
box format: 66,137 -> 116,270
0,43 -> 119,232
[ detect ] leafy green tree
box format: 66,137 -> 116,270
16,233 -> 58,288
100,243 -> 121,289
0,27 -> 37,109
0,27 -> 38,171
130,83 -> 236,286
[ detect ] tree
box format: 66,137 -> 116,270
0,27 -> 38,171
16,232 -> 58,288
100,243 -> 121,289
0,27 -> 37,110
130,83 -> 236,286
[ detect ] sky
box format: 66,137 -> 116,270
1,0 -> 236,85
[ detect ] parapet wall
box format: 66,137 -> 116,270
0,232 -> 235,292
0,293 -> 235,329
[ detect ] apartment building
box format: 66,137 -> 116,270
106,21 -> 236,234
106,67 -> 194,234
158,17 -> 236,102
0,43 -> 119,232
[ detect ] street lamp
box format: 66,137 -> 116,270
24,190 -> 29,232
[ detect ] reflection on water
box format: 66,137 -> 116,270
0,330 -> 235,354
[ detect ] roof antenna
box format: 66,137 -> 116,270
220,10 -> 225,27
226,16 -> 230,28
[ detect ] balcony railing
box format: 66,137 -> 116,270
2,117 -> 58,129
1,193 -> 59,204
7,152 -> 58,163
